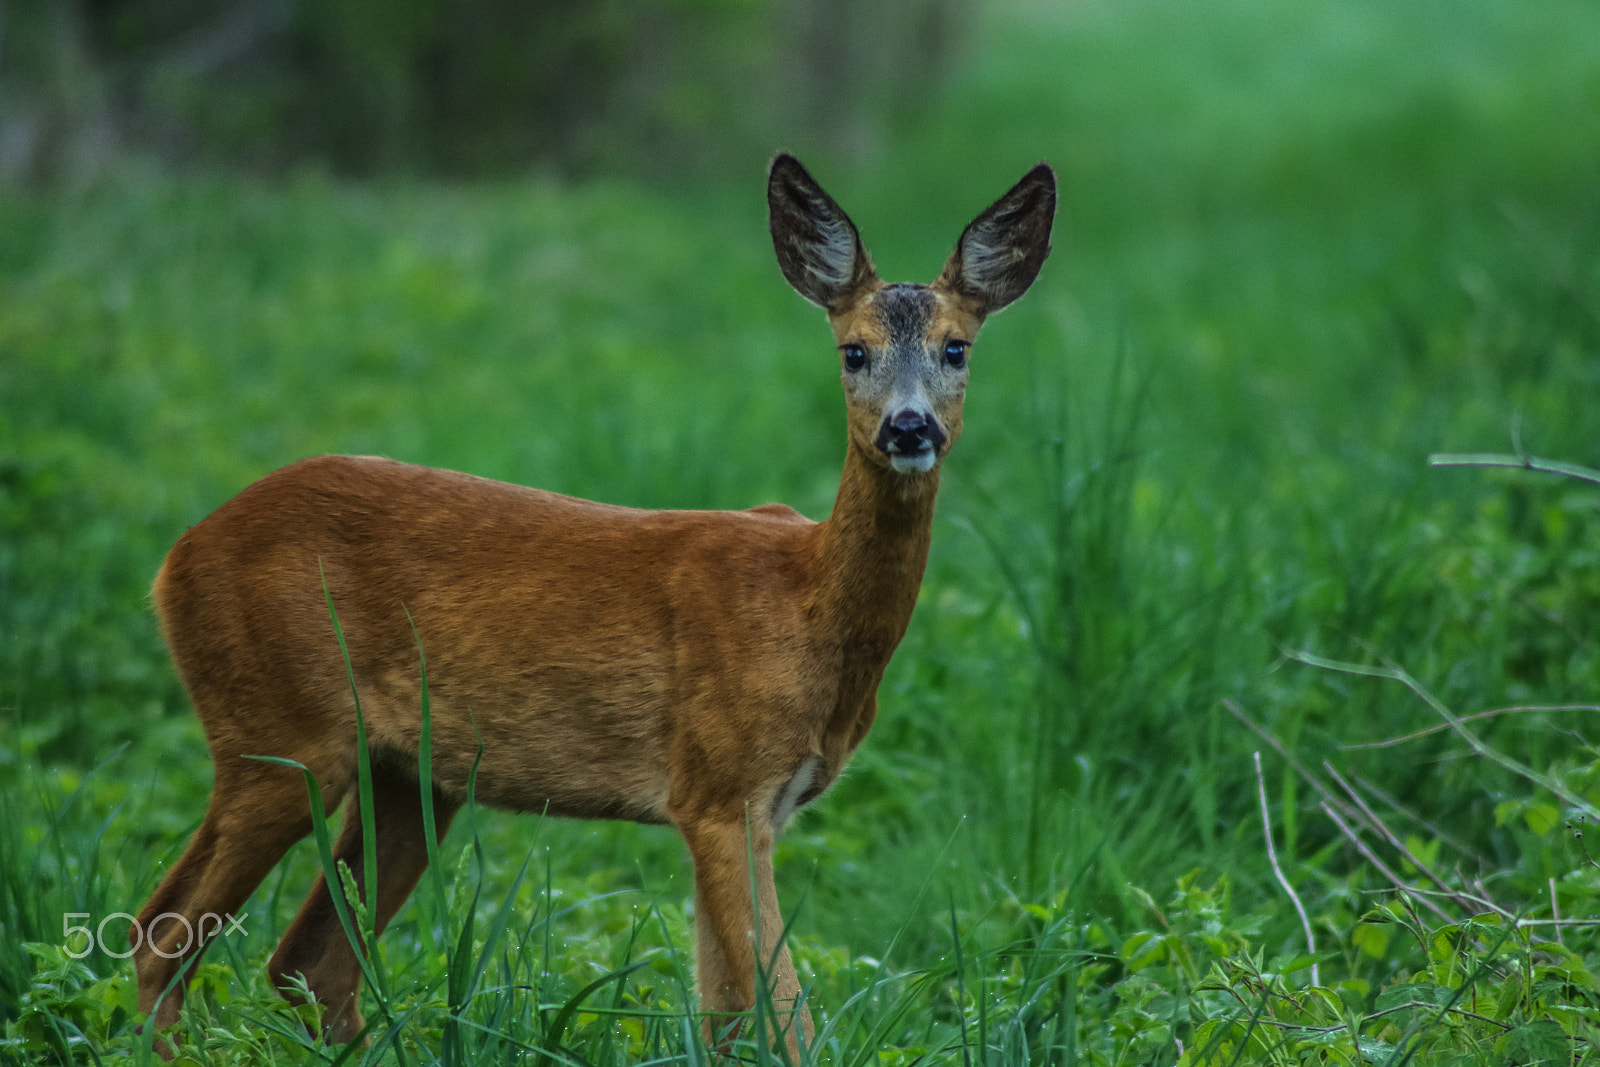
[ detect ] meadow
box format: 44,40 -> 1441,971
3,0 -> 1600,1062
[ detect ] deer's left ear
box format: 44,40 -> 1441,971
937,163 -> 1056,316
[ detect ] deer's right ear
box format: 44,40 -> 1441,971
768,154 -> 877,313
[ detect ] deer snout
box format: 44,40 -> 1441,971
876,408 -> 947,473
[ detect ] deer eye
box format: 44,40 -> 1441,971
841,344 -> 867,372
943,341 -> 969,369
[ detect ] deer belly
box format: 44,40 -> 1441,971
368,662 -> 675,824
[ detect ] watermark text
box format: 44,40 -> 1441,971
62,911 -> 247,959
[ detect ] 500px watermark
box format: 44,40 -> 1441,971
62,912 -> 248,959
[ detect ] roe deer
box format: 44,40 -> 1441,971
132,153 -> 1055,1052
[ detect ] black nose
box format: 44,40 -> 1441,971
876,408 -> 947,455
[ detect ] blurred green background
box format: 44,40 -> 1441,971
3,0 -> 1600,1061
1,0 -> 965,181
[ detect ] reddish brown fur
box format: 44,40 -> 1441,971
133,154 -> 1053,1055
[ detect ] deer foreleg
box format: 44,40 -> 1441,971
679,816 -> 812,1053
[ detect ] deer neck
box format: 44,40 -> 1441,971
809,440 -> 939,656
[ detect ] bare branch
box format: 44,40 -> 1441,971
1255,751 -> 1319,987
1348,774 -> 1485,868
1341,705 -> 1600,750
1322,762 -> 1491,919
1427,452 -> 1600,488
1224,699 -> 1352,818
1287,652 -> 1600,823
1320,802 -> 1456,924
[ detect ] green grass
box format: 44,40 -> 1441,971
4,0 -> 1600,1062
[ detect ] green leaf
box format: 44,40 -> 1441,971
1524,802 -> 1562,836
1500,1019 -> 1569,1064
1496,971 -> 1525,1019
1352,923 -> 1391,959
1400,834 -> 1442,874
1375,982 -> 1445,1012
1356,1036 -> 1398,1061
1121,930 -> 1165,970
1335,978 -> 1371,1001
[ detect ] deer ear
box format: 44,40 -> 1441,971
768,154 -> 878,312
938,162 -> 1056,316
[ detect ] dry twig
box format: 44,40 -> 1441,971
1349,773 -> 1485,868
1287,652 -> 1600,823
1341,704 -> 1600,750
1427,452 -> 1600,488
1254,751 -> 1319,986
1319,802 -> 1456,924
1322,761 -> 1487,917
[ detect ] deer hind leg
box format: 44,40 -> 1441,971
268,762 -> 459,1045
679,817 -> 813,1054
134,763 -> 329,1040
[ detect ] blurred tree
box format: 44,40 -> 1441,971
0,1 -> 116,184
0,0 -> 969,183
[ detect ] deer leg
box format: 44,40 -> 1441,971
679,817 -> 812,1053
268,765 -> 458,1045
134,765 -> 328,1045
